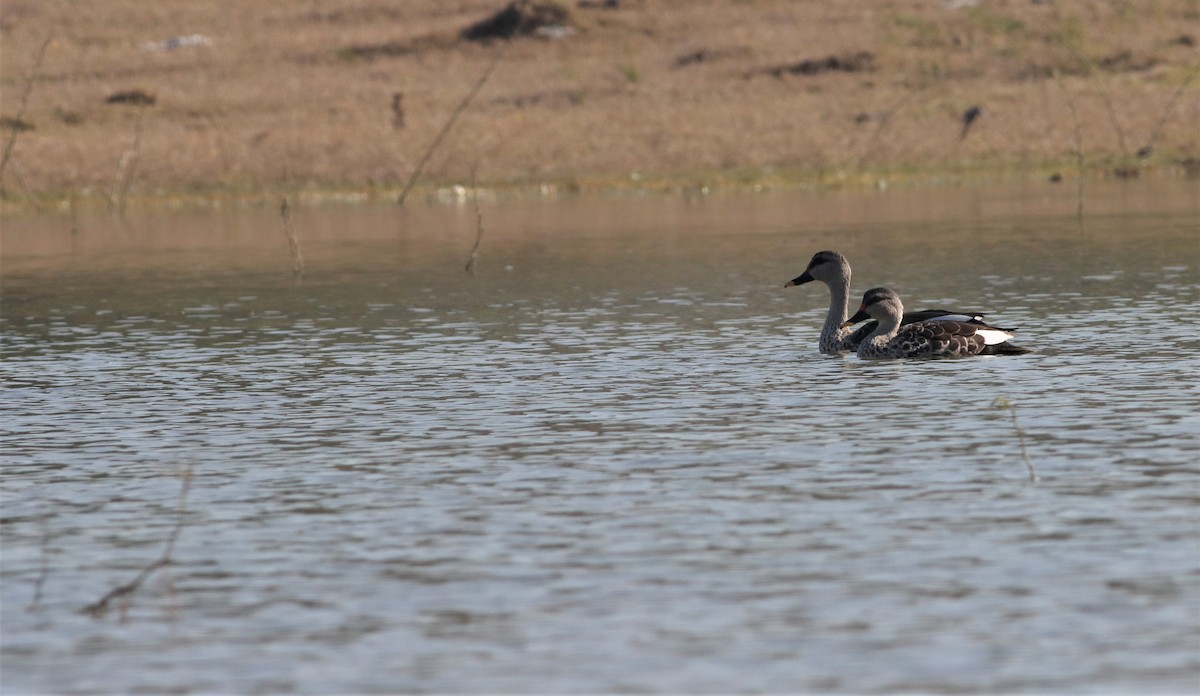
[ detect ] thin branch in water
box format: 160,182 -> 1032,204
204,112 -> 232,176
465,166 -> 484,274
0,37 -> 52,194
1092,78 -> 1131,161
109,111 -> 145,215
82,464 -> 194,618
5,158 -> 47,213
1061,42 -> 1133,160
26,513 -> 52,612
992,397 -> 1039,482
279,197 -> 306,280
397,44 -> 507,206
855,88 -> 921,171
69,190 -> 80,235
1139,63 -> 1200,158
1051,71 -> 1085,224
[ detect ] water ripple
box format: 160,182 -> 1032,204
2,200 -> 1198,693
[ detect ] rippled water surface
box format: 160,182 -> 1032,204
3,182 -> 1198,693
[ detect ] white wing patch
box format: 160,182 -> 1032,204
928,313 -> 979,323
975,328 -> 1015,345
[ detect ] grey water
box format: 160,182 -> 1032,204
2,181 -> 1198,694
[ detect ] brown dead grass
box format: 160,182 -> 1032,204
1,0 -> 1197,206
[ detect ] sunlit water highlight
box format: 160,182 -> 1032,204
3,182 -> 1198,693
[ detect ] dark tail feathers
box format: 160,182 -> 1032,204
982,342 -> 1032,356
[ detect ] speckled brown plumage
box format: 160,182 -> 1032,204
847,287 -> 1030,360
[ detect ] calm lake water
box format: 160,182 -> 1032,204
2,181 -> 1198,693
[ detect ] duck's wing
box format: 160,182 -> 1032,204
896,321 -> 1029,358
847,314 -> 1010,351
905,309 -> 1016,332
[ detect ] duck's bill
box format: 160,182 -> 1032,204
784,271 -> 814,288
842,308 -> 870,327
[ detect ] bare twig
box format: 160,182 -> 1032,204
194,48 -> 232,177
204,112 -> 231,176
855,89 -> 921,170
82,464 -> 194,618
26,514 -> 52,612
279,197 -> 306,280
465,165 -> 484,274
69,190 -> 80,235
5,159 -> 48,213
397,44 -> 507,206
391,92 -> 406,131
1140,63 -> 1200,158
1061,42 -> 1132,160
0,37 -> 52,193
109,112 -> 145,214
992,397 -> 1038,482
1051,71 -> 1085,223
1093,81 -> 1131,160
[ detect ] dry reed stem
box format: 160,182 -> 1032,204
1051,71 -> 1086,223
1075,57 -> 1132,161
203,112 -> 232,177
109,112 -> 145,214
1097,88 -> 1131,161
855,89 -> 921,171
1062,41 -> 1148,163
279,197 -> 305,279
4,159 -> 47,213
992,397 -> 1038,482
82,464 -> 194,618
397,43 -> 507,206
26,513 -> 52,612
0,37 -> 51,194
465,165 -> 484,274
1142,63 -> 1200,158
69,191 -> 80,235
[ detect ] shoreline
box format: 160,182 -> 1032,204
5,157 -> 1196,219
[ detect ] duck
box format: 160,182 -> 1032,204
845,287 -> 1030,359
785,251 -> 1009,355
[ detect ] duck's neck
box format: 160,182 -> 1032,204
862,310 -> 902,353
818,273 -> 853,354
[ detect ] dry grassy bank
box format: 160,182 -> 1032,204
1,0 -> 1197,207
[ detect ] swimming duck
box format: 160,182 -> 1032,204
785,250 -> 1006,355
845,287 -> 1030,359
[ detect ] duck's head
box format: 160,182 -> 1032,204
843,286 -> 904,327
784,250 -> 850,288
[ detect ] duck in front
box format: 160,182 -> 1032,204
844,287 -> 1030,359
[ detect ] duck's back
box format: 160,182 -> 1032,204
874,320 -> 1030,359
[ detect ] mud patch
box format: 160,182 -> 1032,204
492,88 -> 589,108
463,1 -> 577,42
0,117 -> 35,132
674,46 -> 752,69
337,34 -> 450,62
1098,50 -> 1159,72
105,89 -> 156,106
755,51 -> 875,78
